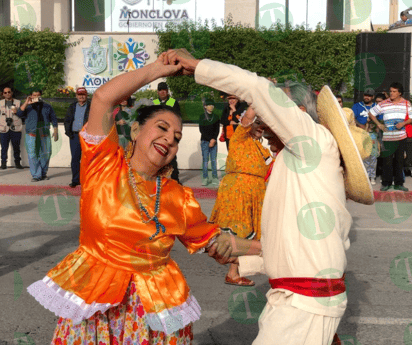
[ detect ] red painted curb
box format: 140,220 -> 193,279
0,184 -> 218,199
0,185 -> 410,202
373,190 -> 412,203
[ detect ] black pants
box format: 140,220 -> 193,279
69,133 -> 81,184
381,139 -> 407,186
171,156 -> 179,183
0,131 -> 22,164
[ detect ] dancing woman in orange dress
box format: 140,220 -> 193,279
210,109 -> 272,286
26,54 -> 260,344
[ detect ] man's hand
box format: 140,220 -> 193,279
396,121 -> 405,130
20,96 -> 32,111
378,123 -> 387,132
209,139 -> 216,148
163,49 -> 200,75
53,128 -> 59,142
117,119 -> 126,125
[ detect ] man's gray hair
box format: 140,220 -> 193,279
276,81 -> 319,123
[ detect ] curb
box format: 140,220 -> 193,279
0,185 -> 411,202
0,184 -> 218,199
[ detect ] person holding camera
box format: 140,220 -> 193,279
64,87 -> 91,188
16,90 -> 58,182
0,87 -> 23,170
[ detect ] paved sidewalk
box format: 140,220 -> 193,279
1,167 -> 412,201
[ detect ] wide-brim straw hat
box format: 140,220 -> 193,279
317,86 -> 374,205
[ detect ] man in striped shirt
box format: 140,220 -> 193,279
369,82 -> 412,191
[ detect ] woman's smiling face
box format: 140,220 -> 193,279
133,111 -> 182,170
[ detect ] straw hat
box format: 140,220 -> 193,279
317,86 -> 374,205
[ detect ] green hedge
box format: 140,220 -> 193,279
157,19 -> 383,99
0,26 -> 68,97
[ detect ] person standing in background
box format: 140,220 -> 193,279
369,82 -> 411,192
0,87 -> 23,169
199,99 -> 220,186
220,95 -> 247,150
17,90 -> 58,182
153,82 -> 181,183
352,88 -> 377,129
64,87 -> 91,188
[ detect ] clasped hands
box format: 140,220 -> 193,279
206,232 -> 262,265
155,49 -> 200,77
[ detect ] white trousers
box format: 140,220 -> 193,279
253,291 -> 341,345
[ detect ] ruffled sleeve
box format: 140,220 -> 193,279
178,187 -> 220,254
79,123 -> 123,188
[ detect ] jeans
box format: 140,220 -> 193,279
201,140 -> 217,179
25,130 -> 51,179
381,139 -> 407,186
70,133 -> 81,184
0,131 -> 22,163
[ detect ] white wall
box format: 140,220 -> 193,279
6,124 -> 229,170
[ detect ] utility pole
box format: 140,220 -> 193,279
285,0 -> 289,26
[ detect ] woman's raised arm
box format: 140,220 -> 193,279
87,53 -> 182,136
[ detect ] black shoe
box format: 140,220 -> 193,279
31,178 -> 41,182
15,162 -> 24,169
69,182 -> 80,188
41,175 -> 50,180
1,162 -> 6,170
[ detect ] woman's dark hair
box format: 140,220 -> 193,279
389,82 -> 404,95
136,105 -> 181,126
31,89 -> 43,95
126,96 -> 133,107
374,92 -> 387,101
335,94 -> 343,101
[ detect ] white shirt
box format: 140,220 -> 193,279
195,60 -> 352,318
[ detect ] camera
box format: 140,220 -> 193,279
6,117 -> 15,130
32,97 -> 43,103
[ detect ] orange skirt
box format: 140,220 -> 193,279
210,172 -> 266,240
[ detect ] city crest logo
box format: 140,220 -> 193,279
83,36 -> 108,75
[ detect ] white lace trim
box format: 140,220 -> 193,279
79,130 -> 107,145
27,276 -> 202,334
145,294 -> 201,334
195,235 -> 218,254
27,276 -> 117,325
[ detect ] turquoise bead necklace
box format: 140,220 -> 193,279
127,159 -> 166,240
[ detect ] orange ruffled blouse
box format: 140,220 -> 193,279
27,124 -> 220,335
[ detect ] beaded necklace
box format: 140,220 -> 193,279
127,159 -> 166,240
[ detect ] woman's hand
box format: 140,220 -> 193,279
209,139 -> 216,148
154,52 -> 183,77
229,120 -> 237,125
117,119 -> 127,125
163,49 -> 200,75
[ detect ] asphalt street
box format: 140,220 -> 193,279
0,178 -> 412,344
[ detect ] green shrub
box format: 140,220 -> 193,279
0,26 -> 68,97
156,18 -> 372,99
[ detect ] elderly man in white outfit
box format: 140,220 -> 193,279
164,49 -> 374,345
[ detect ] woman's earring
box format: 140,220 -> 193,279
125,140 -> 136,160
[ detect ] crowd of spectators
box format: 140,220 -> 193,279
1,80 -> 412,192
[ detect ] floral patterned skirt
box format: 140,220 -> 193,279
51,279 -> 193,345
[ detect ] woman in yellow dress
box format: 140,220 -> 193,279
210,107 -> 272,286
26,53 -> 259,344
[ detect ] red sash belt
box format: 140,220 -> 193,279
269,274 -> 346,297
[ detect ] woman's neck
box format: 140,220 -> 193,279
129,155 -> 158,181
